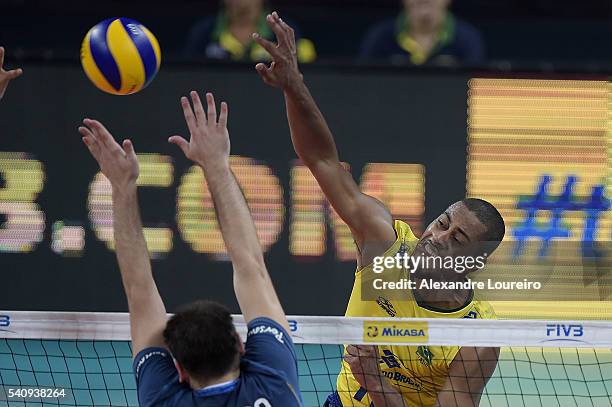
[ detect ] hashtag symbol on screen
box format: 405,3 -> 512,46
512,175 -> 610,259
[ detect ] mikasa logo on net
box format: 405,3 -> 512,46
363,321 -> 428,343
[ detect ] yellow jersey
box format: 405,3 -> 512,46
337,220 -> 496,407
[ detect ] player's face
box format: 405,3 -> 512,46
413,202 -> 488,259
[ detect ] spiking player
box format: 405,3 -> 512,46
253,12 -> 505,407
80,91 -> 302,406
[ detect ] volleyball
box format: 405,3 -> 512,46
80,18 -> 161,95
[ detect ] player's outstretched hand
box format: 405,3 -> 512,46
79,119 -> 139,190
169,91 -> 230,170
0,47 -> 23,101
344,345 -> 383,392
252,11 -> 303,90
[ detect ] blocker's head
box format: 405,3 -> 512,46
163,300 -> 243,388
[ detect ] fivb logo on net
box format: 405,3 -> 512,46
512,174 -> 610,259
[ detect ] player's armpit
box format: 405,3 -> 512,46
435,346 -> 500,407
308,159 -> 395,249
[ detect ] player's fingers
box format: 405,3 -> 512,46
256,62 -> 268,69
252,34 -> 280,59
272,11 -> 291,34
355,345 -> 376,357
82,137 -> 99,158
82,119 -> 104,144
86,119 -> 121,153
79,129 -> 101,159
189,91 -> 206,124
6,69 -> 22,79
343,355 -> 362,372
255,63 -> 276,85
277,17 -> 296,47
122,139 -> 137,160
78,123 -> 102,147
205,92 -> 217,124
78,125 -> 95,140
267,12 -> 289,47
343,354 -> 355,364
168,135 -> 190,157
99,123 -> 125,156
274,12 -> 289,31
0,47 -> 5,68
218,101 -> 228,128
255,62 -> 268,74
181,96 -> 198,133
79,126 -> 99,148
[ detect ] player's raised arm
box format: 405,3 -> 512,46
435,346 -> 500,407
0,47 -> 23,101
252,13 -> 395,253
79,119 -> 167,357
169,91 -> 289,333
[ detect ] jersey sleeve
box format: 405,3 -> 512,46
244,317 -> 299,386
132,347 -> 181,407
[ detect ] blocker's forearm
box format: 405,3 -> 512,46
203,162 -> 265,274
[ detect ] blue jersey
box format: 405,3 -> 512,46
133,317 -> 302,406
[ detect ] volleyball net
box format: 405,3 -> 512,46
1,311 -> 611,406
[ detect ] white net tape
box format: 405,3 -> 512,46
2,311 -> 611,347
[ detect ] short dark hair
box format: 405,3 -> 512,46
461,198 -> 505,251
163,300 -> 239,381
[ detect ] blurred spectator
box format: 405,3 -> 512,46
360,0 -> 485,66
184,0 -> 316,63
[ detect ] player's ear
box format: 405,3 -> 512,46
173,358 -> 190,384
235,331 -> 245,356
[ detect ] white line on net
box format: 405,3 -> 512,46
1,311 -> 611,347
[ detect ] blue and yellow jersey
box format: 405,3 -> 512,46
337,220 -> 496,407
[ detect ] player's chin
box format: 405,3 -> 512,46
412,244 -> 427,258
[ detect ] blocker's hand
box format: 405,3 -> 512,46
169,91 -> 230,170
0,47 -> 23,101
79,119 -> 139,190
252,11 -> 303,90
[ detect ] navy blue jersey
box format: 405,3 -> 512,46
133,317 -> 302,406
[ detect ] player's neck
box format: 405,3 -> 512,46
192,368 -> 240,390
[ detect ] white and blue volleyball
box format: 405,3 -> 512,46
81,18 -> 161,95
